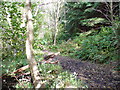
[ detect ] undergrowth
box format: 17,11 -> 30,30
2,54 -> 86,88
48,27 -> 118,64
2,55 -> 28,74
37,63 -> 86,88
2,26 -> 118,88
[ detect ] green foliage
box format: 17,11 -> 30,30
10,59 -> 86,88
74,27 -> 117,63
37,63 -> 86,88
50,27 -> 117,64
2,1 -> 119,89
2,55 -> 27,74
81,18 -> 106,26
1,2 -> 42,58
1,2 -> 26,58
59,2 -> 101,40
33,6 -> 52,49
15,81 -> 33,88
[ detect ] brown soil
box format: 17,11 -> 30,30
53,55 -> 120,89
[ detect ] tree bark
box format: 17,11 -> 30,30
53,1 -> 62,45
25,0 -> 42,88
53,20 -> 58,45
110,1 -> 113,24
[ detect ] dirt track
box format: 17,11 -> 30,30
53,55 -> 120,89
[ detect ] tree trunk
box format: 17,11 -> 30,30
25,0 -> 42,88
53,1 -> 60,45
53,21 -> 58,45
110,1 -> 113,24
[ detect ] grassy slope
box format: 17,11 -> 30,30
48,27 -> 117,64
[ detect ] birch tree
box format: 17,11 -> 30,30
25,0 -> 43,88
52,0 -> 64,45
42,0 -> 64,45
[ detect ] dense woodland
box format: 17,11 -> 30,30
1,0 -> 120,89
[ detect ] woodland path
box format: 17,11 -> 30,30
2,50 -> 120,89
52,54 -> 120,89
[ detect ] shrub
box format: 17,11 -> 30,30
73,27 -> 117,63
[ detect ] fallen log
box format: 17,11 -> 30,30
14,65 -> 29,73
14,60 -> 59,74
0,52 -> 60,78
13,53 -> 59,74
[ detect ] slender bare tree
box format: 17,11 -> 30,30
52,0 -> 64,45
25,0 -> 43,88
40,0 -> 64,45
